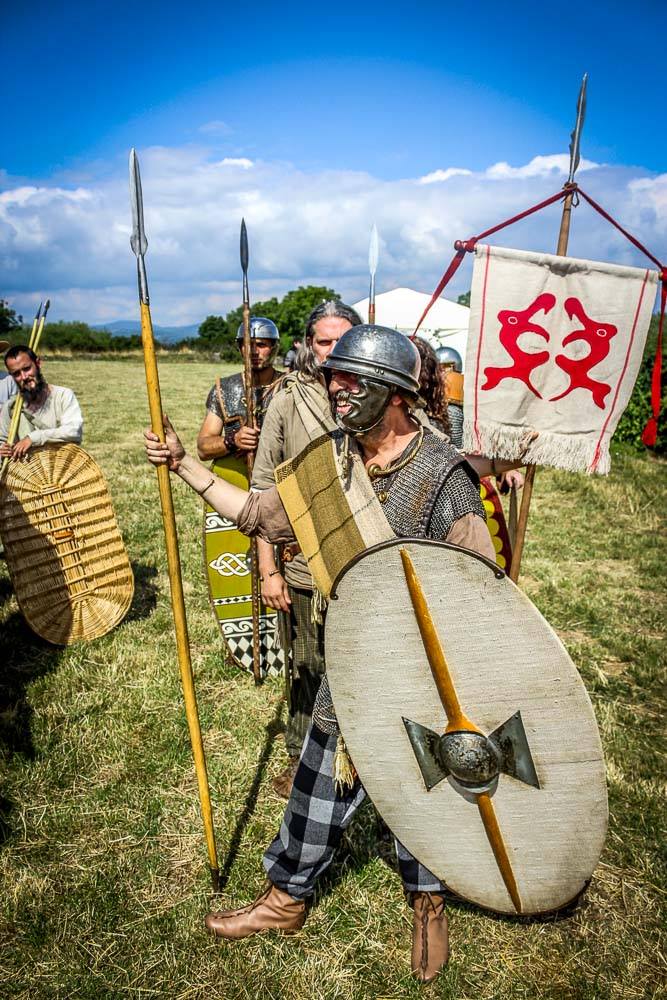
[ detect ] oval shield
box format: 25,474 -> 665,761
325,538 -> 608,916
203,454 -> 284,677
0,443 -> 133,644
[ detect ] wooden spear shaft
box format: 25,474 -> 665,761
139,300 -> 220,889
510,74 -> 587,583
129,149 -> 219,889
240,220 -> 262,686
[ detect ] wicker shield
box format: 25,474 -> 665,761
0,444 -> 134,644
325,538 -> 608,916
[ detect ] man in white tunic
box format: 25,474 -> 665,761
0,345 -> 83,460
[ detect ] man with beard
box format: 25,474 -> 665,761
0,345 -> 83,459
145,325 -> 502,984
196,318 -> 282,463
251,300 -> 362,797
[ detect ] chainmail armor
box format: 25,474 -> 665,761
313,427 -> 485,734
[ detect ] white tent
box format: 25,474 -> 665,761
352,287 -> 470,363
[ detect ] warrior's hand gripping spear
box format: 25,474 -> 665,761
129,149 -> 220,890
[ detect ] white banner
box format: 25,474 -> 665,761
463,245 -> 658,473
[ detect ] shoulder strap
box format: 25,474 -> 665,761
215,376 -> 224,418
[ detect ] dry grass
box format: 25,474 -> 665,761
0,357 -> 665,999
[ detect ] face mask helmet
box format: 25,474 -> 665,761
320,324 -> 421,435
236,317 -> 280,368
435,345 -> 463,372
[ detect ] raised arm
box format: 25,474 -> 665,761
145,417 -> 293,543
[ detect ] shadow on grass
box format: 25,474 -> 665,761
0,609 -> 64,844
125,562 -> 158,623
217,699 -> 285,891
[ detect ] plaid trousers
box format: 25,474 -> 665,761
264,722 -> 444,899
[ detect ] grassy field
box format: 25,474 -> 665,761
0,357 -> 665,999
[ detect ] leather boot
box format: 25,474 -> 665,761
272,756 -> 299,798
205,883 -> 306,940
410,892 -> 449,984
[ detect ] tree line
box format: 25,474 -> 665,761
0,286 -> 339,357
0,296 -> 662,452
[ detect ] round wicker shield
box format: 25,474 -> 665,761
0,444 -> 134,644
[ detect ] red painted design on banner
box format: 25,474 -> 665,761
481,293 -> 555,398
550,298 -> 617,409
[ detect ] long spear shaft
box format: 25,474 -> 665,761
239,220 -> 263,685
1,300 -> 49,479
368,224 -> 379,324
510,74 -> 588,584
129,149 -> 220,890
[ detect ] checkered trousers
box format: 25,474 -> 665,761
263,722 -> 444,899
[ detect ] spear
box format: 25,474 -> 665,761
368,224 -> 379,324
1,300 -> 49,478
509,73 -> 588,584
239,219 -> 262,685
129,149 -> 220,890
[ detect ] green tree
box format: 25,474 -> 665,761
40,321 -> 112,352
457,291 -> 471,308
0,299 -> 23,336
195,286 -> 340,358
278,286 -> 338,345
613,313 -> 664,454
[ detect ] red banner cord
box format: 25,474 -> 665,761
411,188 -> 570,337
413,183 -> 665,446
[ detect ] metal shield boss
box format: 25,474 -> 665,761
324,539 -> 608,915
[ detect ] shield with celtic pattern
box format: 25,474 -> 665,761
325,538 -> 607,915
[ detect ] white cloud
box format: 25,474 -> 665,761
217,157 -> 254,169
419,168 -> 473,185
0,148 -> 664,327
485,153 -> 599,179
198,120 -> 232,135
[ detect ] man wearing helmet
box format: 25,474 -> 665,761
146,323 -> 502,984
196,317 -> 282,462
251,300 -> 363,798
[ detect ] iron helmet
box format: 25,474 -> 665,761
435,345 -> 463,372
321,325 -> 421,436
236,316 -> 280,368
236,317 -> 280,342
321,325 -> 421,395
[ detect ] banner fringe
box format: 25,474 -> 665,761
463,419 -> 611,476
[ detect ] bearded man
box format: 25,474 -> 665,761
196,318 -> 282,463
251,300 -> 362,797
145,324 -> 505,984
0,345 -> 83,459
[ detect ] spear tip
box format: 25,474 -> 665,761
369,222 -> 379,276
240,219 -> 249,275
43,299 -> 51,313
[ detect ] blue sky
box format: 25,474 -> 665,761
2,0 -> 666,324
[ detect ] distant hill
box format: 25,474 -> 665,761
92,320 -> 200,343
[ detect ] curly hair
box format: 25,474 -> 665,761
414,337 -> 451,437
